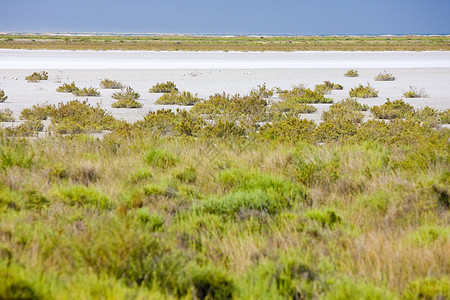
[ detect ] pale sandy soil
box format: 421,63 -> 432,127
0,50 -> 449,123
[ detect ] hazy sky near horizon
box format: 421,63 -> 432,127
2,0 -> 450,35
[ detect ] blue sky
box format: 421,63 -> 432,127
2,0 -> 449,35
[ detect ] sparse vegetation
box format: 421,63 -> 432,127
25,71 -> 48,82
440,109 -> 450,124
0,82 -> 449,299
344,69 -> 359,77
111,97 -> 143,108
149,81 -> 178,93
155,91 -> 202,106
315,81 -> 343,94
403,86 -> 429,98
0,89 -> 7,102
374,70 -> 396,81
99,79 -> 124,89
349,83 -> 379,98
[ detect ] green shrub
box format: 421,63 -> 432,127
304,208 -> 342,229
403,86 -> 429,98
189,265 -> 235,300
440,109 -> 450,124
405,226 -> 449,246
0,89 -> 7,102
334,97 -> 369,111
402,277 -> 449,300
349,84 -> 379,98
0,141 -> 35,170
257,117 -> 316,142
269,99 -> 317,117
344,69 -> 359,77
278,85 -> 333,103
149,81 -> 178,93
374,70 -> 396,81
249,83 -> 274,98
144,148 -> 178,167
155,91 -> 202,106
315,81 -> 343,94
20,103 -> 55,120
322,103 -> 364,125
324,278 -> 395,300
72,86 -> 100,97
112,86 -> 140,100
25,190 -> 49,210
111,97 -> 143,108
0,262 -> 47,300
99,78 -> 124,89
202,119 -> 246,138
370,99 -> 414,119
49,100 -> 118,134
175,166 -> 198,183
0,108 -> 14,122
135,208 -> 164,231
25,71 -> 48,82
54,185 -> 111,209
56,81 -> 78,93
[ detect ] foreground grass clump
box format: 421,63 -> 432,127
403,86 -> 429,98
155,91 -> 202,106
149,81 -> 178,93
374,70 -> 396,81
25,71 -> 48,82
72,87 -> 100,97
370,99 -> 414,119
0,108 -> 14,122
344,69 -> 359,77
0,86 -> 449,298
278,85 -> 333,103
56,82 -> 78,93
349,84 -> 379,98
99,78 -> 124,89
0,89 -> 7,102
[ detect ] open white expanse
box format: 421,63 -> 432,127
1,49 -> 450,69
0,50 -> 449,123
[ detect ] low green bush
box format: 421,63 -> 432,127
249,83 -> 275,98
403,86 -> 429,98
0,89 -> 7,102
144,148 -> 178,167
149,81 -> 178,93
189,264 -> 235,300
278,85 -> 333,103
25,71 -> 48,82
201,118 -> 246,138
72,87 -> 100,97
135,208 -> 164,231
0,108 -> 14,122
322,100 -> 365,125
56,82 -> 77,93
315,81 -> 343,94
257,117 -> 316,142
269,99 -> 317,117
304,208 -> 342,229
112,86 -> 140,100
370,99 -> 414,119
175,166 -> 198,183
111,97 -> 143,108
402,277 -> 449,300
440,109 -> 450,124
99,78 -> 124,89
155,91 -> 202,106
349,84 -> 379,98
20,103 -> 55,120
344,69 -> 359,77
374,70 -> 396,81
53,184 -> 111,209
324,278 -> 395,300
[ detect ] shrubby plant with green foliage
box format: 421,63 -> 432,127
25,71 -> 48,82
57,82 -> 78,93
370,99 -> 414,119
155,91 -> 202,106
0,108 -> 14,122
403,86 -> 429,98
374,70 -> 396,81
148,81 -> 178,93
112,86 -> 140,100
314,81 -> 343,94
278,85 -> 333,103
344,69 -> 359,77
349,84 -> 379,98
72,87 -> 100,97
99,78 -> 124,89
0,89 -> 7,102
440,109 -> 450,124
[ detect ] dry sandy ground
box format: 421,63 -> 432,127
0,50 -> 449,123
